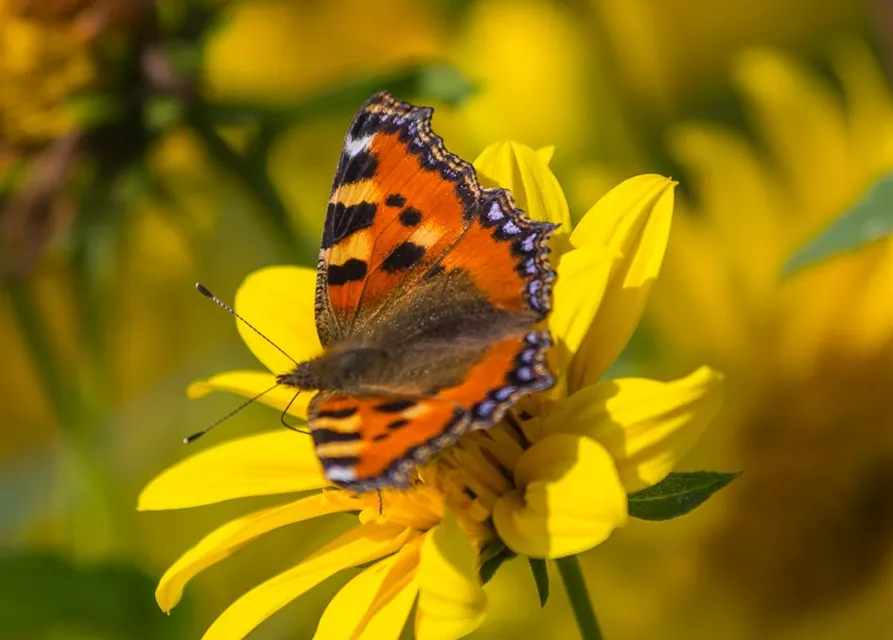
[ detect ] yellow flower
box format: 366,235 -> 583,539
648,42 -> 893,616
139,141 -> 723,639
0,0 -> 92,143
204,0 -> 443,100
589,0 -> 864,118
0,0 -> 144,144
444,0 -> 595,158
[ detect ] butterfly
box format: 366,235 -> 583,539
277,91 -> 557,492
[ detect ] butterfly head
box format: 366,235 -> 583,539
277,346 -> 389,392
275,361 -> 319,390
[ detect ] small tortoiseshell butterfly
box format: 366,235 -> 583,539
278,92 -> 556,492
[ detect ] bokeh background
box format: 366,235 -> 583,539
3,0 -> 893,638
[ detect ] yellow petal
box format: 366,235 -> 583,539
203,523 -> 415,640
416,515 -> 487,640
492,434 -> 626,559
234,265 -> 322,375
315,538 -> 421,640
473,141 -> 571,231
733,49 -> 851,220
536,145 -> 555,165
645,211 -> 753,369
831,39 -> 893,181
157,492 -> 362,612
568,175 -> 675,389
187,370 -> 312,419
547,246 -> 618,398
138,431 -> 326,511
544,366 -> 724,492
667,124 -> 787,298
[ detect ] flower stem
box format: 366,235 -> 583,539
5,277 -> 118,558
555,555 -> 603,640
187,113 -> 314,260
5,279 -> 74,424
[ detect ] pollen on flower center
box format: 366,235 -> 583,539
361,414 -> 535,548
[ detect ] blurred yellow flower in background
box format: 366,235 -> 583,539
139,141 -> 723,639
0,0 -> 93,143
589,0 -> 868,119
205,0 -> 444,101
647,40 -> 893,620
445,0 -> 595,159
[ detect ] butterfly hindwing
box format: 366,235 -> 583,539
436,330 -> 554,427
307,330 -> 553,491
309,392 -> 469,491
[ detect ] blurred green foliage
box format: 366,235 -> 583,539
786,171 -> 893,274
0,554 -> 191,640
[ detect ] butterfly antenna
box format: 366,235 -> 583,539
184,381 -> 280,444
195,282 -> 298,365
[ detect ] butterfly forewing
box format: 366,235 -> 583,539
316,93 -> 478,343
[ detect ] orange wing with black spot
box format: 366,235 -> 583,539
308,330 -> 553,492
315,92 -> 484,344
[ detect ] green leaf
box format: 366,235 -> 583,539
0,553 -> 190,639
785,172 -> 893,274
145,96 -> 184,131
0,155 -> 26,198
628,471 -> 740,521
206,62 -> 477,126
478,540 -> 516,585
67,92 -> 123,130
528,558 -> 550,607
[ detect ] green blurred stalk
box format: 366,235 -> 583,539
556,555 -> 604,640
5,278 -> 117,558
5,280 -> 75,424
187,114 -> 312,260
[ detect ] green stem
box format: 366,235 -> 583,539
5,278 -> 118,558
5,280 -> 75,425
187,113 -> 312,260
555,555 -> 604,640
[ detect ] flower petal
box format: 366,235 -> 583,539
543,366 -> 724,492
492,434 -> 626,559
315,538 -> 421,640
536,145 -> 555,164
548,246 -> 619,398
473,141 -> 571,231
203,522 -> 415,640
138,431 -> 327,510
187,370 -> 312,419
234,265 -> 322,375
416,514 -> 487,640
157,492 -> 361,612
733,49 -> 850,218
568,175 -> 675,388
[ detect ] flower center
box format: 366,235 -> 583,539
356,411 -> 537,549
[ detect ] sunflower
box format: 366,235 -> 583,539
648,41 -> 893,617
139,141 -> 724,639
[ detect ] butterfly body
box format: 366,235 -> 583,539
283,92 -> 557,492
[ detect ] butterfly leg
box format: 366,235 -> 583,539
280,390 -> 310,435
